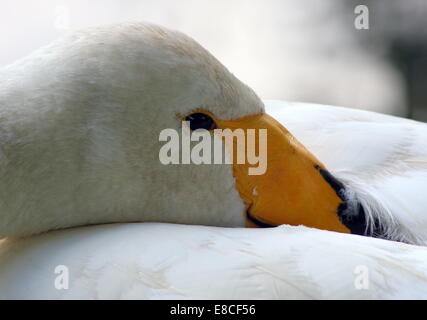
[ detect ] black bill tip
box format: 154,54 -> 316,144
314,165 -> 385,238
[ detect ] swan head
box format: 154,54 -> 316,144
0,22 -> 351,236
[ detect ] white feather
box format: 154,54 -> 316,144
266,100 -> 427,244
1,223 -> 427,299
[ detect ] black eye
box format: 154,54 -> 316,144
185,113 -> 217,131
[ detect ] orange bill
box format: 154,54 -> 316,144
216,113 -> 350,233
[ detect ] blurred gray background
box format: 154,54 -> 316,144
1,0 -> 426,120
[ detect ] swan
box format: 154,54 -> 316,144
1,22 -> 427,299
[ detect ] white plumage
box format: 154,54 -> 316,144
2,100 -> 427,299
1,22 -> 427,299
1,223 -> 427,299
267,100 -> 427,244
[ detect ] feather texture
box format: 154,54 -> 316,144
266,100 -> 427,244
1,223 -> 427,299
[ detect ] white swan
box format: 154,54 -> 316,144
1,22 -> 427,299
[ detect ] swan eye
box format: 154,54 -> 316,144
185,113 -> 217,131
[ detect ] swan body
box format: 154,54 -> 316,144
1,223 -> 427,299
